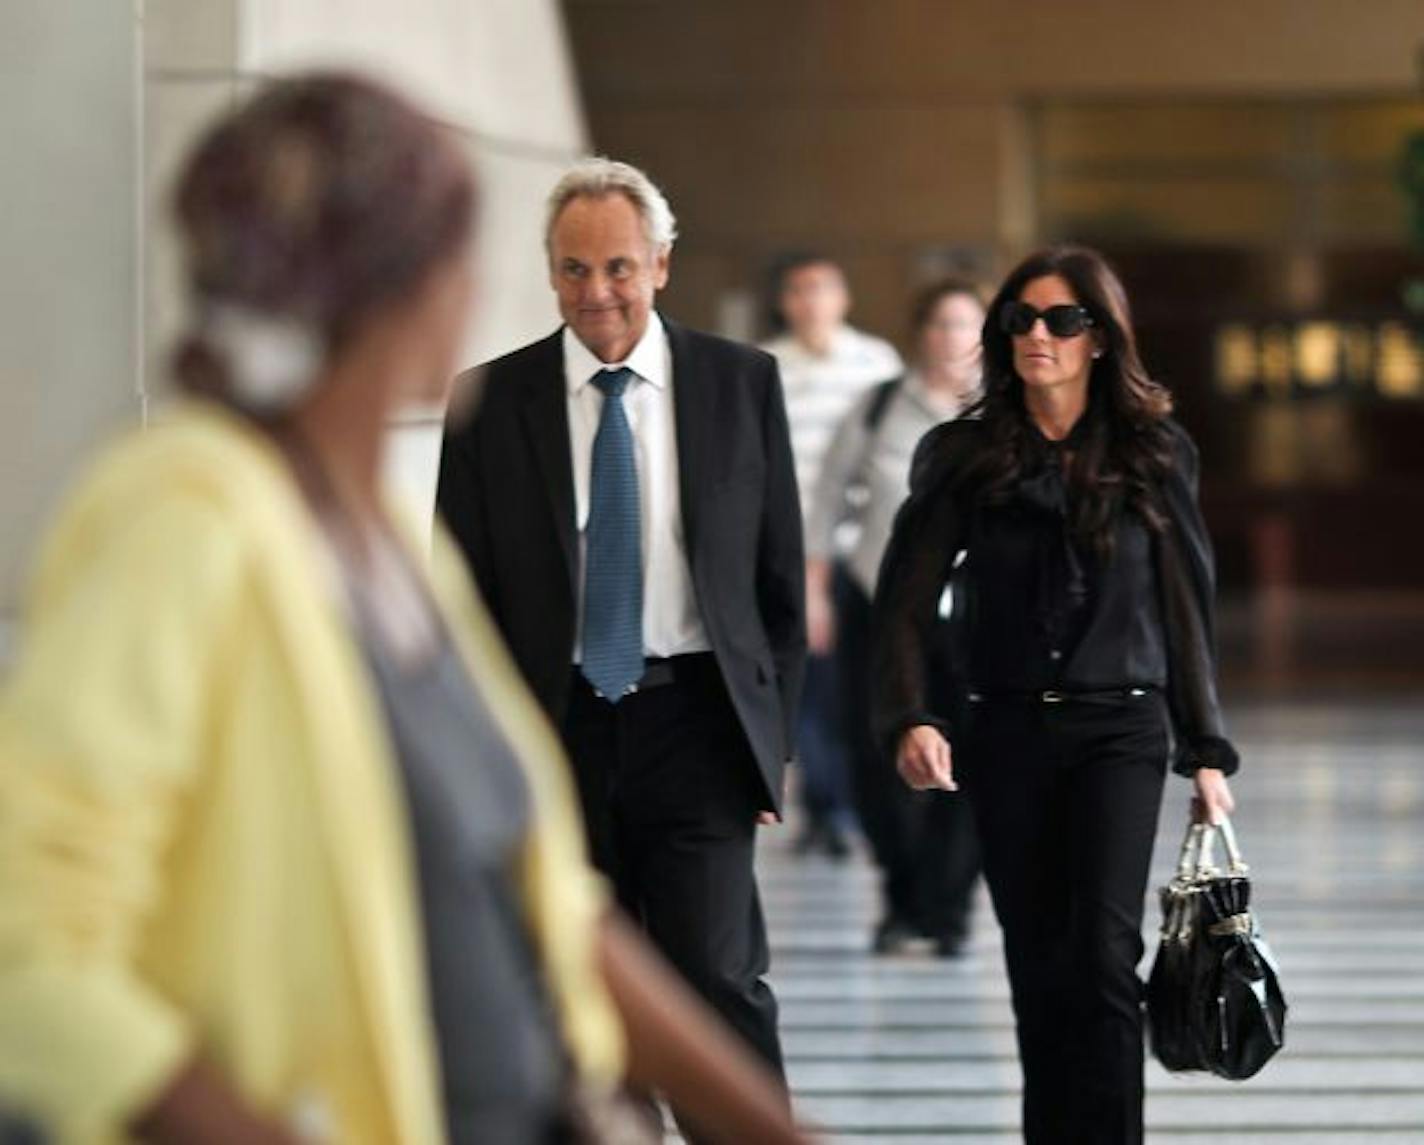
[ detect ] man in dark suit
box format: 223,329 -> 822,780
437,158 -> 805,1080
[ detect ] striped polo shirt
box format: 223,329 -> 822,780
761,325 -> 904,517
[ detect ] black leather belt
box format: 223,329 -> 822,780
576,652 -> 716,699
636,653 -> 717,691
967,686 -> 1157,705
638,658 -> 679,689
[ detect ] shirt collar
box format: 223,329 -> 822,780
564,311 -> 668,396
1024,403 -> 1092,454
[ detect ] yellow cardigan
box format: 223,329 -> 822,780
0,404 -> 623,1143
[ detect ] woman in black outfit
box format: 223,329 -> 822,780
870,246 -> 1238,1145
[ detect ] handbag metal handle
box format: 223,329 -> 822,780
1171,814 -> 1249,884
1215,815 -> 1249,876
1173,820 -> 1206,882
1194,815 -> 1249,879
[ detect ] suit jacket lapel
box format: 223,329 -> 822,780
666,316 -> 710,569
519,330 -> 578,597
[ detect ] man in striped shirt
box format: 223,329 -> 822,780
761,255 -> 902,858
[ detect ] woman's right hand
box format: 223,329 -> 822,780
896,725 -> 957,791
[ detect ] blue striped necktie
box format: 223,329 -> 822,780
581,366 -> 643,701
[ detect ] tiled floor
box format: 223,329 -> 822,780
760,698 -> 1424,1142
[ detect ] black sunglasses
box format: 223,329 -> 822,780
999,300 -> 1095,338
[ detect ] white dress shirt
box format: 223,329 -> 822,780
564,313 -> 710,661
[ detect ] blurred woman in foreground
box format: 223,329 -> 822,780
0,73 -> 807,1145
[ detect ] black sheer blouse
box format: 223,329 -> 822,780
870,415 -> 1239,777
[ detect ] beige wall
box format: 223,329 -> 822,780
563,0 -> 1424,340
0,0 -> 588,631
147,0 -> 588,532
567,1 -> 1424,100
0,2 -> 140,643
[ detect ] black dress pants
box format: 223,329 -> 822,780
960,691 -> 1169,1145
839,572 -> 980,938
562,655 -> 784,1080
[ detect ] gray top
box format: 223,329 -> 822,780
358,624 -> 565,1145
805,372 -> 978,596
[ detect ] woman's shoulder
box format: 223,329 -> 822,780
1160,415 -> 1197,451
908,416 -> 989,496
27,404 -> 296,602
84,401 -> 287,505
1158,415 -> 1200,483
44,407 -> 247,536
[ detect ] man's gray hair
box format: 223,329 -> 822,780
545,157 -> 678,254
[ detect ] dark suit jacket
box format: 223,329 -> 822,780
436,316 -> 806,813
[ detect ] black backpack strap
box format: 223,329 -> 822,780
862,375 -> 904,432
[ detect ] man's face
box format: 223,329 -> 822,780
549,193 -> 669,364
779,262 -> 850,346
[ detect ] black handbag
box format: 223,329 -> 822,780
1146,817 -> 1287,1079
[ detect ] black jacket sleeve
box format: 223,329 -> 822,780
756,356 -> 808,759
1156,421 -> 1241,777
436,389 -> 500,624
868,420 -> 980,758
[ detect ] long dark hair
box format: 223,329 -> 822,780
975,245 -> 1175,555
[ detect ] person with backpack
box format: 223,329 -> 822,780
804,278 -> 986,954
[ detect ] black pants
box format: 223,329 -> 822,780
562,655 -> 784,1080
839,572 -> 980,937
960,692 -> 1169,1145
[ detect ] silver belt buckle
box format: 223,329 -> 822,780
1040,690 -> 1065,704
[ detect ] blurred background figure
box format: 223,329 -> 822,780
805,278 -> 986,955
761,254 -> 903,858
0,73 -> 807,1145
